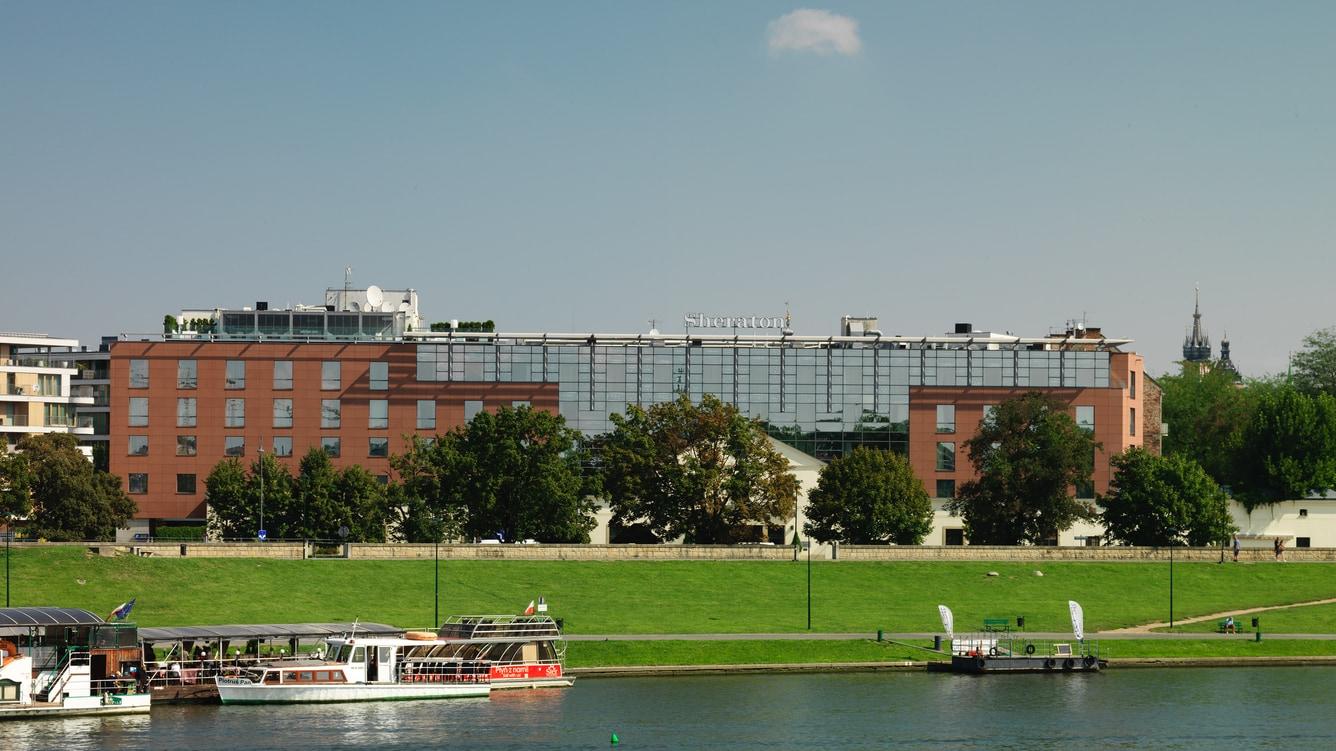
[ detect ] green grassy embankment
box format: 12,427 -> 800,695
8,546 -> 1336,666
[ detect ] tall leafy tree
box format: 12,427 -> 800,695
0,451 -> 33,520
456,406 -> 595,542
1292,326 -> 1336,397
389,435 -> 468,542
804,447 -> 933,544
336,464 -> 389,543
293,448 -> 341,539
205,455 -> 295,539
1233,385 -> 1336,509
9,434 -> 135,541
1100,448 -> 1236,546
600,394 -> 797,544
1158,365 -> 1255,489
947,392 -> 1099,545
204,458 -> 250,537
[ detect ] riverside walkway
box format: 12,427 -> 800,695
568,631 -> 1336,641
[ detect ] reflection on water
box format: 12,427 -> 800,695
5,668 -> 1335,750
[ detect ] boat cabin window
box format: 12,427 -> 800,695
352,647 -> 366,664
0,679 -> 20,702
334,644 -> 352,663
300,671 -> 313,681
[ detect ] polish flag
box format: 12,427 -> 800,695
523,600 -> 536,616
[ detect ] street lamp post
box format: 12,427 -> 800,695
5,514 -> 11,608
1169,543 -> 1175,630
258,442 -> 265,541
805,538 -> 812,631
434,534 -> 440,628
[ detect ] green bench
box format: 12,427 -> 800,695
983,618 -> 1012,632
1217,618 -> 1238,633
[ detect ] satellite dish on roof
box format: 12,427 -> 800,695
380,301 -> 395,312
398,301 -> 412,312
366,285 -> 384,308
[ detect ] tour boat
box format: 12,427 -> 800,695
214,634 -> 490,704
0,641 -> 150,720
432,615 -> 574,689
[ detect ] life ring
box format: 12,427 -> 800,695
974,657 -> 986,670
1063,659 -> 1075,670
405,631 -> 437,641
1044,659 -> 1055,669
1024,644 -> 1036,656
988,646 -> 999,657
1083,656 -> 1096,668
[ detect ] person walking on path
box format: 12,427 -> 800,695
1233,535 -> 1241,562
1277,537 -> 1286,562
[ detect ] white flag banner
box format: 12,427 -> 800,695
938,605 -> 955,640
1069,600 -> 1085,641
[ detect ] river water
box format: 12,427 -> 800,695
7,668 -> 1335,750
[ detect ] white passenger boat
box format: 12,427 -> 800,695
215,634 -> 490,704
433,615 -> 574,689
0,642 -> 150,720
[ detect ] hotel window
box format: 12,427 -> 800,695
936,442 -> 956,472
369,400 -> 388,429
225,398 -> 246,428
177,435 -> 197,456
321,436 -> 341,458
273,436 -> 293,457
225,360 -> 246,389
1075,478 -> 1095,499
370,362 -> 388,391
416,400 -> 436,430
512,400 -> 530,408
1075,406 -> 1095,432
465,400 -> 484,422
1297,537 -> 1311,548
177,397 -> 197,427
1129,371 -> 1137,398
321,361 -> 340,390
128,473 -> 148,494
944,529 -> 965,546
321,399 -> 341,429
936,479 -> 956,499
273,361 -> 293,390
1129,408 -> 1137,436
128,435 -> 148,456
273,398 -> 293,428
981,405 -> 996,425
225,436 -> 245,457
368,437 -> 389,458
936,405 -> 955,433
176,474 -> 196,494
177,360 -> 197,389
129,359 -> 149,388
128,397 -> 148,427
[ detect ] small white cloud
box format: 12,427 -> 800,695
767,9 -> 862,56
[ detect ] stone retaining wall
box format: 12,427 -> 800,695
69,542 -> 1336,562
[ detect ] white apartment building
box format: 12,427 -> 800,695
0,333 -> 95,455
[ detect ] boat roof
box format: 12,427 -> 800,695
437,614 -> 563,641
139,622 -> 401,642
0,607 -> 105,628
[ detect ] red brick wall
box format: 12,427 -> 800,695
110,341 -> 558,520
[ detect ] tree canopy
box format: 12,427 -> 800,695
1292,326 -> 1336,397
1157,365 -> 1254,489
206,450 -> 388,541
803,447 -> 933,545
1233,384 -> 1336,509
946,392 -> 1098,545
391,405 -> 596,543
2,434 -> 136,540
1100,448 -> 1235,546
600,394 -> 797,544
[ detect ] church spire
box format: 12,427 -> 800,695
1182,284 -> 1212,362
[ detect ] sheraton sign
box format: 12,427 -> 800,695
684,313 -> 790,330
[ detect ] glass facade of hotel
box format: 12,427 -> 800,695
415,340 -> 1111,461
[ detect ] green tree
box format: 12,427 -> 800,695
1158,365 -> 1255,488
803,447 -> 933,544
600,394 -> 798,544
293,448 -> 341,539
1292,326 -> 1336,397
10,434 -> 135,541
205,455 -> 295,539
0,451 -> 33,520
1100,448 -> 1236,546
457,406 -> 595,542
389,435 -> 468,542
946,392 -> 1099,545
1233,385 -> 1336,509
336,464 -> 389,543
389,406 -> 595,543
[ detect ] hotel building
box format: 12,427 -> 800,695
0,333 -> 95,455
107,288 -> 1150,542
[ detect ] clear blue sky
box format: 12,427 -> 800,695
4,2 -> 1333,377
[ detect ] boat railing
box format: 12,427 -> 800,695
437,615 -> 564,641
950,632 -> 1100,660
144,654 -> 313,688
36,650 -> 90,701
399,659 -> 490,684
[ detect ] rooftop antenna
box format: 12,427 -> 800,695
343,266 -> 353,310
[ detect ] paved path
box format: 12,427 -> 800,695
1103,596 -> 1336,634
568,631 -> 1336,641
